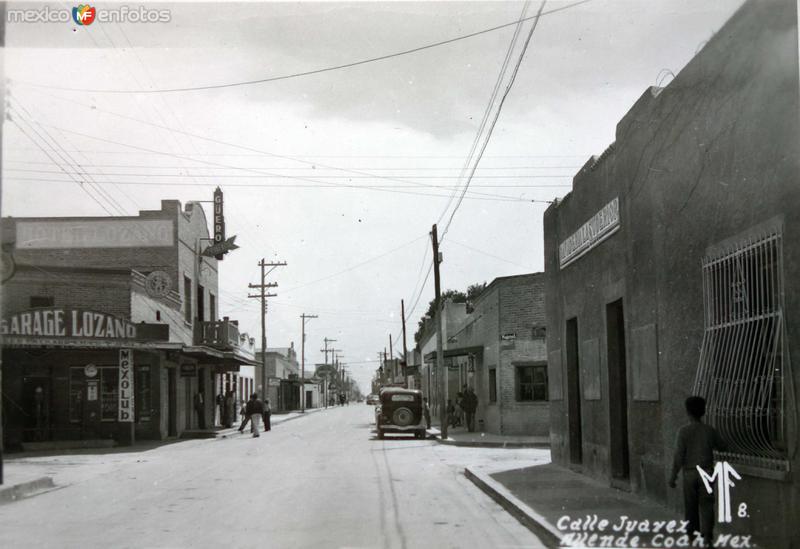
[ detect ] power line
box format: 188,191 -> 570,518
15,88 -> 557,202
5,168 -> 572,180
4,176 -> 553,203
442,1 -> 548,240
17,0 -> 592,94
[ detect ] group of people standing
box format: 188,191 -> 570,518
239,393 -> 272,438
445,385 -> 478,432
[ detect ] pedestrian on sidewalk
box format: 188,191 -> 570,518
194,391 -> 206,429
238,402 -> 250,433
422,397 -> 431,429
245,393 -> 265,438
454,392 -> 464,427
223,390 -> 235,428
446,399 -> 456,428
462,387 -> 478,432
263,399 -> 272,431
216,391 -> 225,426
669,396 -> 727,547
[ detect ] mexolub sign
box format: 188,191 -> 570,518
118,349 -> 135,423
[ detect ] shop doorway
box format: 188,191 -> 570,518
566,317 -> 583,465
606,299 -> 630,481
306,390 -> 313,409
184,378 -> 192,430
22,376 -> 51,442
168,369 -> 177,437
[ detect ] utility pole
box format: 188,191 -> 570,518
401,299 -> 408,383
389,334 -> 394,380
321,338 -> 337,366
248,259 -> 286,398
300,313 -> 318,412
431,223 -> 447,439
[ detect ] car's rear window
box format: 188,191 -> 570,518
391,394 -> 415,402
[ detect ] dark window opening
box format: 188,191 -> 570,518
184,276 -> 192,324
30,296 -> 54,308
516,364 -> 548,401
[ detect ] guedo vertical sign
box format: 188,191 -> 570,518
213,187 -> 225,260
118,349 -> 135,422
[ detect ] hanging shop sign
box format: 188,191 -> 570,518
559,197 -> 620,269
0,308 -> 137,339
201,187 -> 239,260
180,363 -> 198,377
84,364 -> 98,378
118,349 -> 135,422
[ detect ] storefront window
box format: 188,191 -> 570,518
137,366 -> 151,422
100,367 -> 118,421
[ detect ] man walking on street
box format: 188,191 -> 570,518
669,396 -> 727,546
245,393 -> 265,438
462,386 -> 478,432
263,398 -> 272,432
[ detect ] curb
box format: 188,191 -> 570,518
436,436 -> 549,449
464,467 -> 561,548
0,476 -> 56,505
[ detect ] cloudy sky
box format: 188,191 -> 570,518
2,0 -> 744,392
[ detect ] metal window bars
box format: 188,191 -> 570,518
693,227 -> 789,469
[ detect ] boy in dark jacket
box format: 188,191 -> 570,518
669,396 -> 727,546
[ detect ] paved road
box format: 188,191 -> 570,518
0,405 -> 547,549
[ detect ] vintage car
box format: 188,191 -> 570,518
375,387 -> 426,439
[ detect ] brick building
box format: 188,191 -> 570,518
543,0 -> 798,545
423,274 -> 547,435
256,345 -> 301,412
1,200 -> 256,448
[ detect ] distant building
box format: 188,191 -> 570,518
543,1 -> 798,545
424,274 -> 548,436
1,200 -> 256,447
256,344 -> 300,412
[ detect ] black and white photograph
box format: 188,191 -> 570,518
0,0 -> 798,547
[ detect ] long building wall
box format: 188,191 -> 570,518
543,0 -> 799,545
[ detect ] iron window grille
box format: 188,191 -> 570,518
693,226 -> 790,471
516,364 -> 548,402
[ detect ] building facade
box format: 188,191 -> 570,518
543,1 -> 799,545
424,274 -> 548,435
256,345 -> 301,412
1,200 -> 256,447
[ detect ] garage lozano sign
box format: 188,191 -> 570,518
0,308 -> 137,339
559,197 -> 620,269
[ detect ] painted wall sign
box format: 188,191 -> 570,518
180,363 -> 197,377
118,349 -> 135,422
0,309 -> 137,340
16,219 -> 174,249
145,270 -> 173,298
559,197 -> 620,269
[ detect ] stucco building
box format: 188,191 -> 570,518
543,1 -> 799,545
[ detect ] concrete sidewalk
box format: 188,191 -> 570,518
430,425 -> 550,448
465,463 -> 686,548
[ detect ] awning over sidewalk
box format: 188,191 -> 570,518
424,346 -> 483,362
182,345 -> 259,369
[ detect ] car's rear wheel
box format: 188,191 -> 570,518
392,407 -> 414,427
